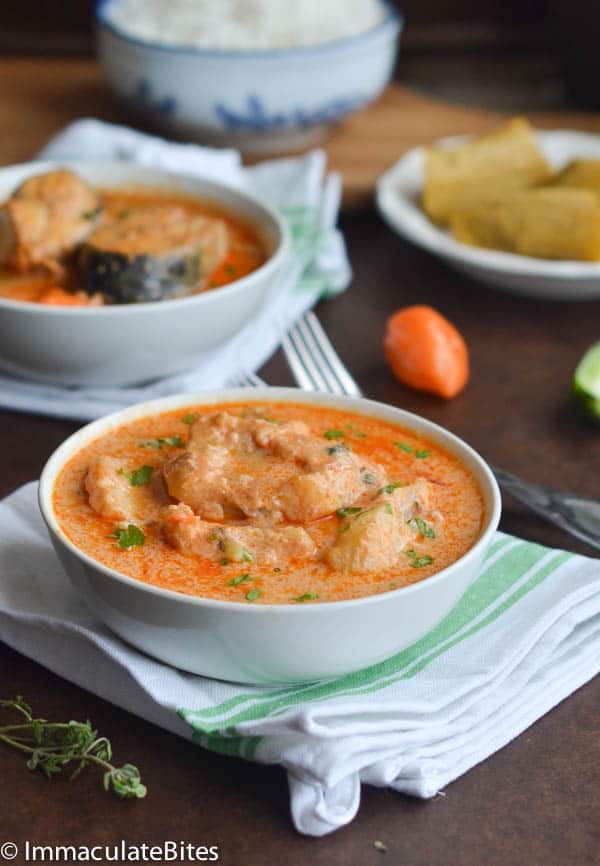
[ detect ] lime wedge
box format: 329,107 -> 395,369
573,340 -> 600,420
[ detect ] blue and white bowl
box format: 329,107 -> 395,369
96,0 -> 402,153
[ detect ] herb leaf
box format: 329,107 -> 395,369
293,592 -> 319,603
406,549 -> 434,568
394,442 -> 413,453
323,430 -> 345,440
409,517 -> 436,538
108,524 -> 145,549
336,506 -> 362,518
415,449 -> 430,459
227,573 -> 253,586
139,436 -> 184,450
241,548 -> 253,563
181,414 -> 197,425
379,482 -> 403,495
0,696 -> 146,799
245,588 -> 261,601
119,465 -> 153,487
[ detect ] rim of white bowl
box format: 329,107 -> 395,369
39,388 -> 502,614
376,132 -> 600,279
95,0 -> 402,58
0,160 -> 291,316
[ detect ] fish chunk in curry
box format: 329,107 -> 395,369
54,402 -> 485,604
0,169 -> 266,305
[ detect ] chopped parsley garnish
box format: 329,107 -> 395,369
241,548 -> 253,563
408,517 -> 436,538
293,592 -> 319,603
406,550 -> 434,568
227,573 -> 253,586
361,471 -> 376,485
336,506 -> 362,519
383,502 -> 393,515
220,558 -> 230,566
323,430 -> 345,440
394,442 -> 413,453
108,524 -> 145,549
379,482 -> 403,495
119,465 -> 153,487
139,436 -> 184,450
81,207 -> 100,221
415,450 -> 430,460
327,443 -> 350,456
245,588 -> 261,601
340,523 -> 351,533
181,414 -> 197,425
345,424 -> 366,438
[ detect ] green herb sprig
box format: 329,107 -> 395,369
0,696 -> 146,799
379,482 -> 403,495
227,573 -> 253,586
108,524 -> 145,549
406,549 -> 434,568
336,506 -> 362,519
293,592 -> 319,603
408,517 -> 436,539
119,465 -> 153,487
139,436 -> 184,450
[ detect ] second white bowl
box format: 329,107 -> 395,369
0,161 -> 289,386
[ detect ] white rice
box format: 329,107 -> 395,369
103,0 -> 388,51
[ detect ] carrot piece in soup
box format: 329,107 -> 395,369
384,305 -> 469,399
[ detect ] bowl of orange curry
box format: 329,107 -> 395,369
0,161 -> 288,385
39,388 -> 501,684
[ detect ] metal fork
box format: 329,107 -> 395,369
281,310 -> 600,553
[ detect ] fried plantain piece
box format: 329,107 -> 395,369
450,187 -> 600,261
423,117 -> 552,226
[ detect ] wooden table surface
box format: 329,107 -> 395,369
1,57 -> 599,866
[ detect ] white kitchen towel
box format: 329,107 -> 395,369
0,119 -> 351,421
1,481 -> 599,836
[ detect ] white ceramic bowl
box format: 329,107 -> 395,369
39,387 -> 501,685
96,1 -> 402,154
0,160 -> 289,386
376,129 -> 600,300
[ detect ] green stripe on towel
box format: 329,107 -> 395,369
179,538 -> 572,734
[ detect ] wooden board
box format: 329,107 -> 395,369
325,84 -> 600,208
2,58 -> 600,209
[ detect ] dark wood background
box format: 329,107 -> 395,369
0,0 -> 560,54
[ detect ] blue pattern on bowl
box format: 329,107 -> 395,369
135,79 -> 177,117
214,94 -> 367,131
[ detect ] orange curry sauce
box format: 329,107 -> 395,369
53,403 -> 485,604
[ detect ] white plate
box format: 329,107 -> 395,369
376,130 -> 600,301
